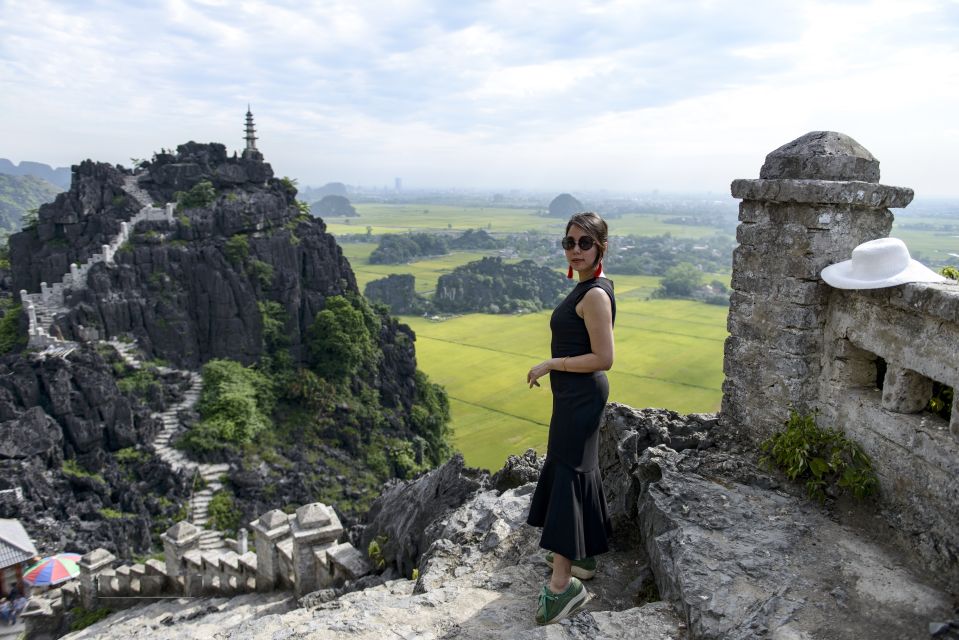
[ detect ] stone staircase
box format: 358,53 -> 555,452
108,339 -> 229,551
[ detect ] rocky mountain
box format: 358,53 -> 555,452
0,173 -> 61,234
2,141 -> 450,557
433,257 -> 569,314
0,158 -> 71,190
312,194 -> 357,217
364,274 -> 427,315
547,193 -> 584,218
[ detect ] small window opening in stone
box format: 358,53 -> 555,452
927,381 -> 954,422
875,357 -> 887,390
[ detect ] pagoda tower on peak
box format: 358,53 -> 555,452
242,106 -> 263,161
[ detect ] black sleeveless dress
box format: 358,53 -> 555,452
526,276 -> 615,560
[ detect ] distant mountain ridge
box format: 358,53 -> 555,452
0,158 -> 71,189
0,174 -> 61,233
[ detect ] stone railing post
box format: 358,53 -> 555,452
250,509 -> 291,592
26,304 -> 38,333
102,244 -> 113,264
78,548 -> 116,610
70,263 -> 80,287
161,521 -> 200,594
720,131 -> 914,441
290,503 -> 343,597
166,202 -> 175,219
238,528 -> 249,554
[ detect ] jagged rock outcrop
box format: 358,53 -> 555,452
489,448 -> 543,493
137,141 -> 274,203
9,161 -> 141,292
601,403 -> 953,639
363,274 -> 426,315
360,454 -> 488,578
0,348 -> 189,556
0,349 -> 157,457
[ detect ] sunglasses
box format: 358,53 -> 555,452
561,235 -> 595,251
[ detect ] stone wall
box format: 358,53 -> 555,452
721,131 -> 959,579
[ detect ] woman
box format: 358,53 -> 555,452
526,212 -> 615,625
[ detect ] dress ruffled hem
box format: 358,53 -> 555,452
526,456 -> 612,560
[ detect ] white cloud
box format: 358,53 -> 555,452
0,0 -> 956,194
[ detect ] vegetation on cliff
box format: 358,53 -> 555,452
433,256 -> 568,314
369,232 -> 449,264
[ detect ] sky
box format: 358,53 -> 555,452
1,0 -> 958,195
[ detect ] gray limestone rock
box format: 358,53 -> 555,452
759,131 -> 880,182
489,448 -> 543,493
631,444 -> 952,639
0,406 -> 62,464
361,454 -> 488,579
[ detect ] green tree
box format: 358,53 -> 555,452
410,370 -> 452,465
658,262 -> 703,297
175,180 -> 217,210
182,359 -> 274,452
0,304 -> 25,354
306,295 -> 378,379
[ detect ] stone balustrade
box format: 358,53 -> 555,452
37,501 -> 369,629
722,130 -> 959,583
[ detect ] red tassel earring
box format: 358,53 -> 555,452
594,261 -> 603,278
567,265 -> 574,279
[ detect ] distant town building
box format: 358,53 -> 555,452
395,177 -> 402,192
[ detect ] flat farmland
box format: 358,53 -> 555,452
323,204 -> 721,239
400,288 -> 727,470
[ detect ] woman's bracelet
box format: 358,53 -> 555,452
563,356 -> 569,371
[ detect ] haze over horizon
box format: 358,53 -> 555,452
2,0 -> 957,196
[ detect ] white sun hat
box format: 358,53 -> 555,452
821,237 -> 949,289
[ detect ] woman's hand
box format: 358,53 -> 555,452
527,360 -> 554,388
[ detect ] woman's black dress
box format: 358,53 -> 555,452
526,276 -> 615,560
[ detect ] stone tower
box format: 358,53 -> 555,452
720,131 -> 914,441
243,106 -> 263,161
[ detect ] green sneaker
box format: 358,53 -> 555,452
544,551 -> 597,580
535,577 -> 588,625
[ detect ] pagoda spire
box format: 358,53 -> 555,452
241,106 -> 264,161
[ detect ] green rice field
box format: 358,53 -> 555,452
395,275 -> 727,471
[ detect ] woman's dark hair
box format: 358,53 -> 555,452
566,212 -> 608,267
